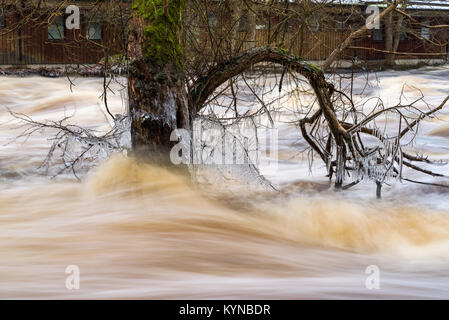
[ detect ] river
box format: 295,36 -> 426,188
0,67 -> 449,299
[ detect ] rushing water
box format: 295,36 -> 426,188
1,68 -> 449,299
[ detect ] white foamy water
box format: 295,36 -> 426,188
1,67 -> 449,299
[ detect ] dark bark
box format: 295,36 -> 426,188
385,11 -> 395,66
128,1 -> 189,164
246,6 -> 257,49
385,1 -> 406,67
376,180 -> 382,199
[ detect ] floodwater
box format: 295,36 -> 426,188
1,67 -> 449,299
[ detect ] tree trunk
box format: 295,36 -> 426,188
385,0 -> 407,67
385,10 -> 395,67
229,0 -> 243,53
128,0 -> 189,164
246,5 -> 257,49
392,6 -> 405,55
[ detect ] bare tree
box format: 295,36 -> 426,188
5,0 -> 449,198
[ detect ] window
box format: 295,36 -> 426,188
87,22 -> 102,40
0,8 -> 6,29
48,16 -> 64,40
399,31 -> 408,42
372,28 -> 383,41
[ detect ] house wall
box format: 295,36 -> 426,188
0,4 -> 127,65
1,2 -> 448,65
0,11 -> 21,65
230,4 -> 449,63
